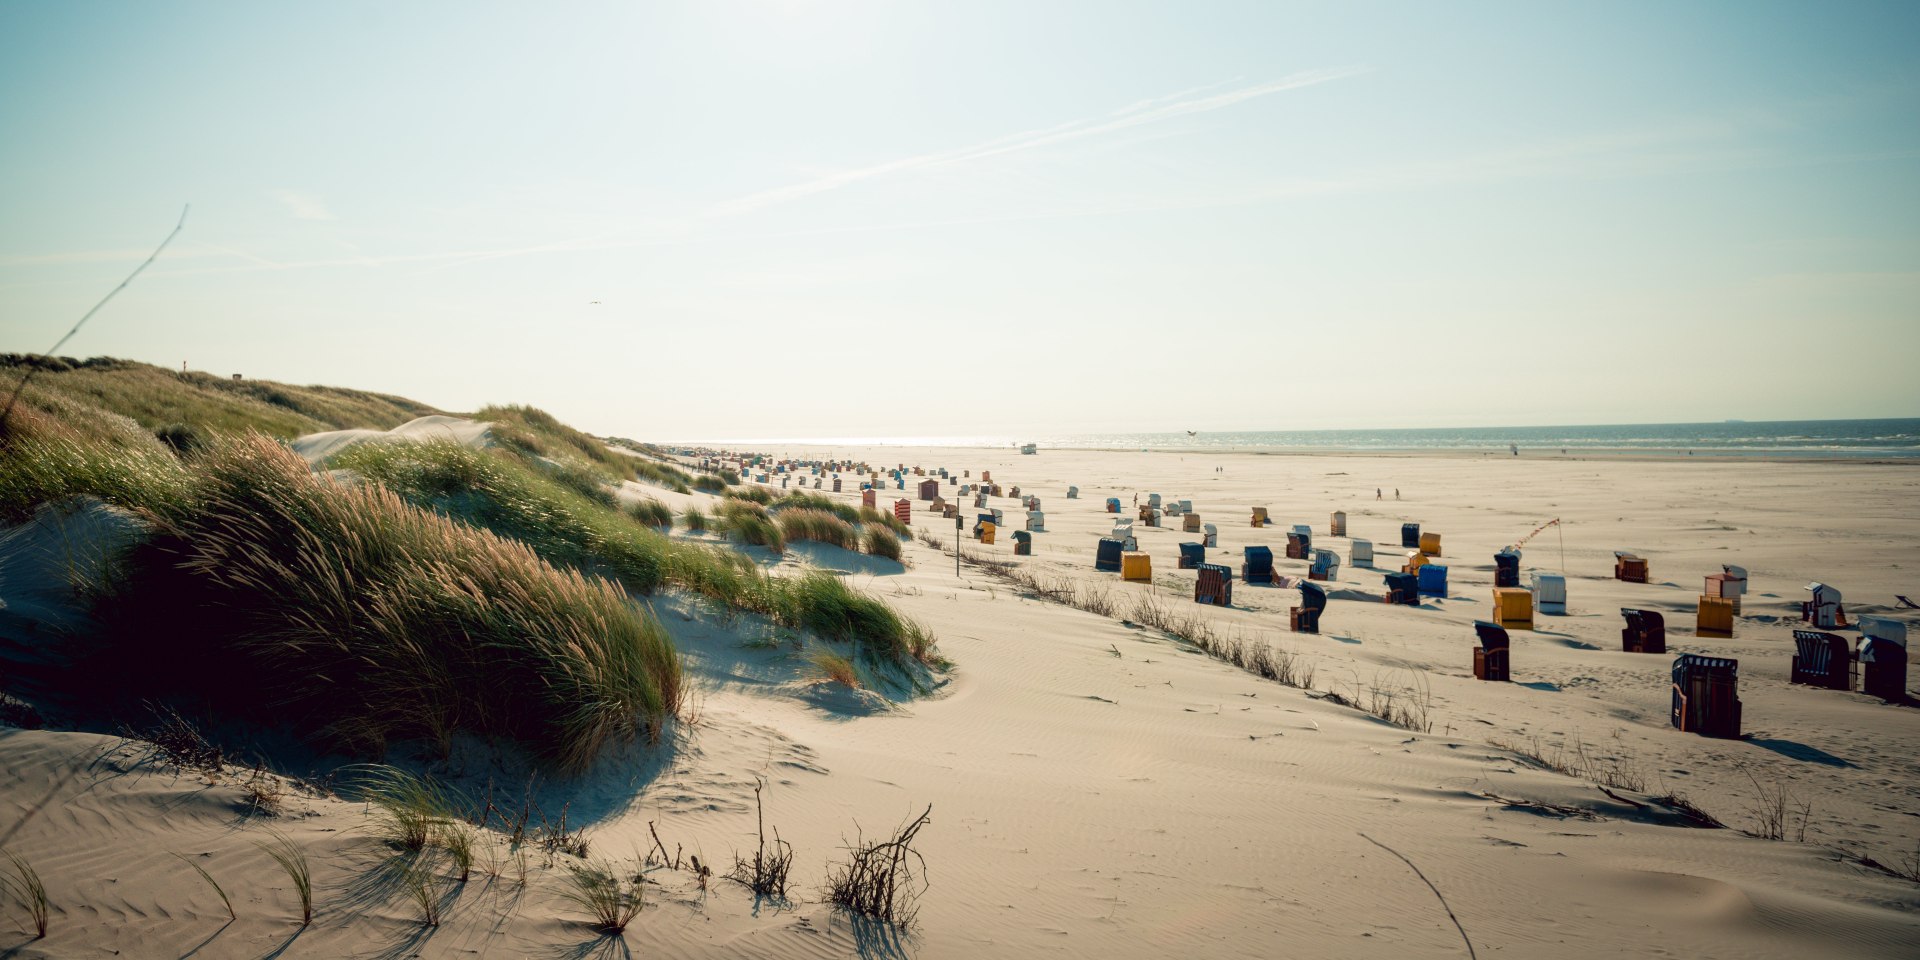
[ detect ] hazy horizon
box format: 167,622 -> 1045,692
4,1 -> 1917,440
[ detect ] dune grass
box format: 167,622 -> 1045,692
329,439 -> 939,670
777,508 -> 859,550
330,439 -> 674,593
858,505 -> 911,538
693,474 -> 726,494
174,853 -> 235,921
255,830 -> 314,925
626,497 -> 674,528
862,524 -> 903,561
724,485 -> 775,505
0,427 -> 192,522
104,436 -> 684,769
683,505 -> 708,532
561,859 -> 645,933
1,852 -> 49,939
716,500 -> 785,553
774,490 -> 859,523
806,648 -> 862,688
2,354 -> 443,442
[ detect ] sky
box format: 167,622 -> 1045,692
2,1 -> 1917,441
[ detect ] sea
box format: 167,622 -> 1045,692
707,419 -> 1920,459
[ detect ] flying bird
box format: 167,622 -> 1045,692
1186,430 -> 1197,437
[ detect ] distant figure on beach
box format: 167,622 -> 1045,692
1395,488 -> 1400,500
1511,444 -> 1518,457
1376,487 -> 1381,500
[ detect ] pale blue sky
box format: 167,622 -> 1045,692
3,1 -> 1916,439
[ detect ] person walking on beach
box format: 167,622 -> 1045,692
1395,488 -> 1400,500
1376,487 -> 1382,500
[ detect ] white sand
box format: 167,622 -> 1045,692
288,414 -> 493,464
2,446 -> 1916,957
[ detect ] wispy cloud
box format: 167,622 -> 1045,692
272,189 -> 336,221
708,65 -> 1368,216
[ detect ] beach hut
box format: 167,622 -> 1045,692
862,488 -> 877,509
980,521 -> 997,545
832,477 -> 842,492
1177,500 -> 1193,515
1802,582 -> 1846,629
1196,563 -> 1233,606
1350,539 -> 1374,568
1492,587 -> 1533,628
1106,497 -> 1122,514
1417,564 -> 1449,598
1401,523 -> 1421,548
1330,511 -> 1347,537
1494,549 -> 1521,588
1251,507 -> 1270,527
1178,542 -> 1206,569
1027,510 -> 1045,532
1384,572 -> 1419,606
981,470 -> 991,482
1066,486 -> 1079,499
1400,550 -> 1428,575
1309,548 -> 1340,582
1291,525 -> 1314,558
1672,655 -> 1742,738
1859,617 -> 1908,703
894,499 -> 912,524
974,493 -> 988,508
1020,443 -> 1037,455
1242,546 -> 1276,585
1292,582 -> 1327,634
1696,596 -> 1735,639
1009,485 -> 1022,498
941,503 -> 958,519
1096,538 -> 1126,572
1705,564 -> 1748,615
781,476 -> 790,488
989,508 -> 1004,526
1183,513 -> 1203,533
1790,630 -> 1851,690
1013,530 -> 1033,556
1473,621 -> 1511,682
1163,500 -> 1182,517
1613,552 -> 1649,583
1147,493 -> 1162,508
1530,573 -> 1566,615
813,478 -> 822,489
1202,523 -> 1218,548
1418,532 -> 1442,557
948,474 -> 957,485
1121,552 -> 1153,582
918,478 -> 940,501
1620,608 -> 1665,653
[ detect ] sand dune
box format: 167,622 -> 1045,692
1,445 -> 1916,957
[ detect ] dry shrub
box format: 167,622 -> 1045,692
826,805 -> 932,926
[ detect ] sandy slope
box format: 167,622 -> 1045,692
1,445 -> 1916,958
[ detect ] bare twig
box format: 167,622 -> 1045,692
1359,833 -> 1476,960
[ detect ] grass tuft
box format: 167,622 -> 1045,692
626,497 -> 674,528
862,524 -> 903,561
255,830 -> 314,925
174,853 -> 235,921
1,852 -> 49,939
777,508 -> 858,549
560,859 -> 646,933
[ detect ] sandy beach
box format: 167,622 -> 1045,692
4,435 -> 1916,958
